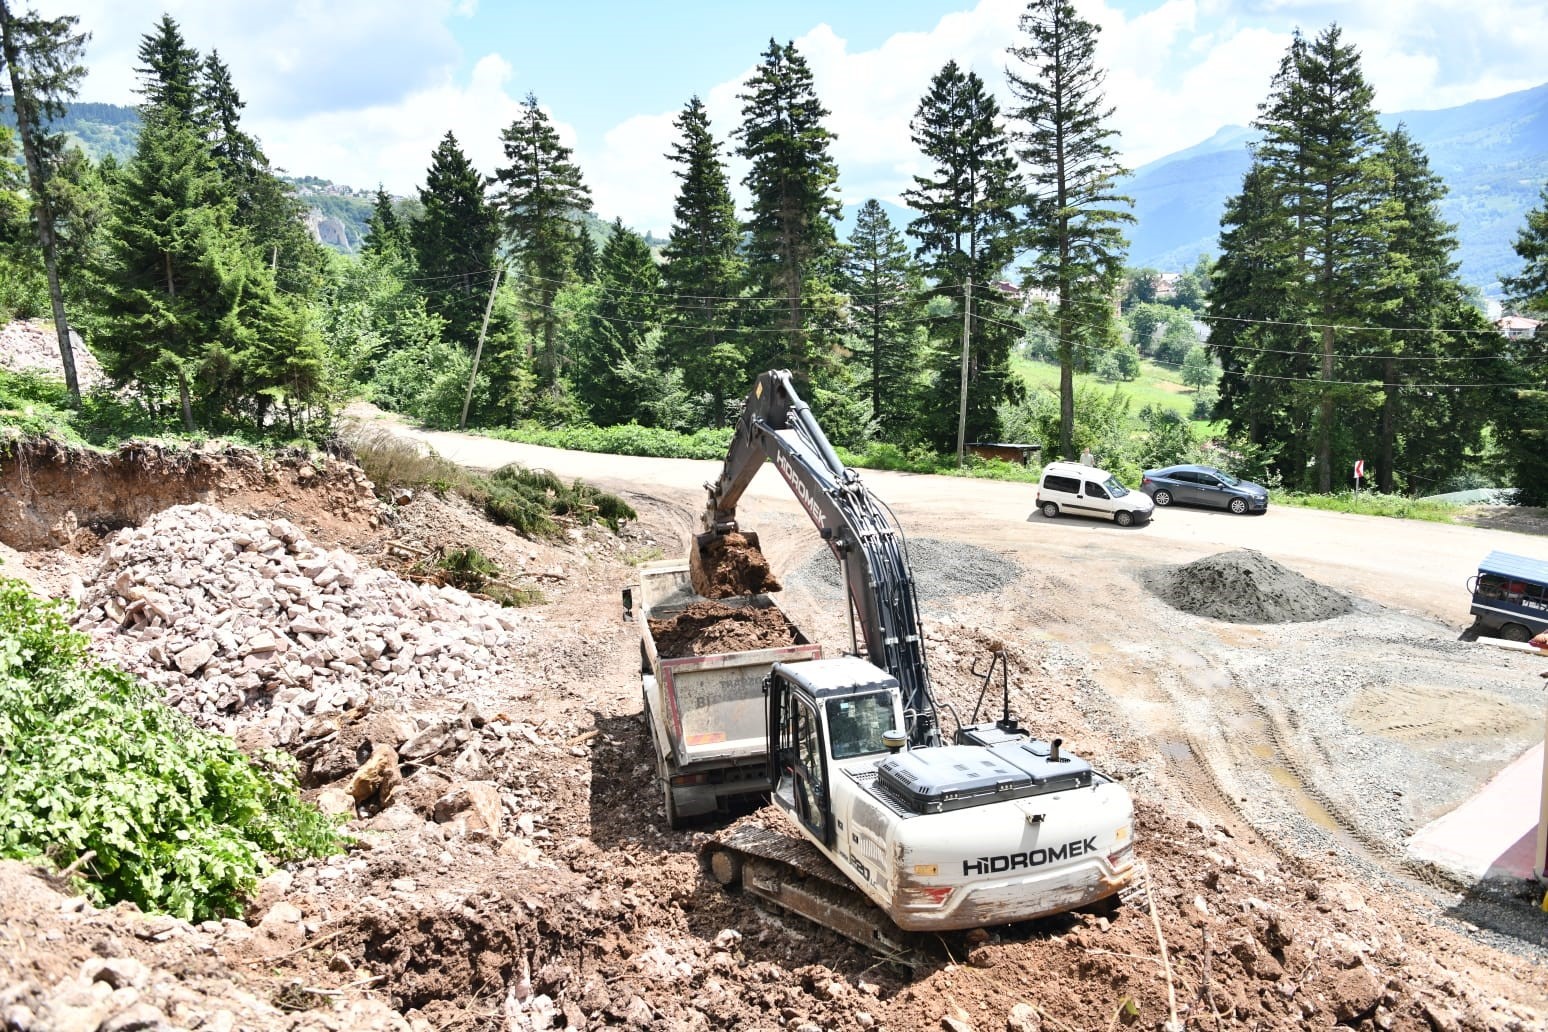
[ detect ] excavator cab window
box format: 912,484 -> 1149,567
791,696 -> 830,839
826,691 -> 896,760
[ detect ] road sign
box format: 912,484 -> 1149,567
1354,459 -> 1365,480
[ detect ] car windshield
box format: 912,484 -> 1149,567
1102,476 -> 1129,498
826,691 -> 897,760
1215,470 -> 1241,487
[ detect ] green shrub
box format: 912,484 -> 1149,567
0,580 -> 342,921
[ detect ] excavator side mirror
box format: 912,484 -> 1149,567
882,729 -> 906,754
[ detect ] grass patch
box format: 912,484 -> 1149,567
0,579 -> 343,921
429,547 -> 544,607
1276,490 -> 1462,523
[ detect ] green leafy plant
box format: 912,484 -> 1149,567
0,580 -> 343,921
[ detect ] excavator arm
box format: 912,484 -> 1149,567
693,370 -> 941,747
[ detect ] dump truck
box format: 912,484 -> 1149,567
624,554 -> 822,827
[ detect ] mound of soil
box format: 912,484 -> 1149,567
1142,548 -> 1353,623
649,600 -> 801,657
689,531 -> 781,598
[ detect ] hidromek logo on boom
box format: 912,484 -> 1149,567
962,836 -> 1098,876
775,451 -> 824,526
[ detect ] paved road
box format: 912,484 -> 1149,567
350,405 -> 1548,628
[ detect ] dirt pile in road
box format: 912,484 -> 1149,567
649,599 -> 802,657
1143,548 -> 1353,623
689,531 -> 782,597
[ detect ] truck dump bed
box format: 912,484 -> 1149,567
635,559 -> 820,816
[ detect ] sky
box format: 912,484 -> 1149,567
32,0 -> 1548,238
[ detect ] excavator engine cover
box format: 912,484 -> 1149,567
876,742 -> 1094,815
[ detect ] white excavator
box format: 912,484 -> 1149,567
690,371 -> 1138,943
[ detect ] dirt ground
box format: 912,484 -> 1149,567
3,422 -> 1548,1032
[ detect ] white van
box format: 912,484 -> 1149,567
1036,460 -> 1154,527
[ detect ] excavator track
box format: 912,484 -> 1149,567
701,823 -> 924,962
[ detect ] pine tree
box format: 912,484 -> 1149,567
575,218 -> 662,425
733,39 -> 841,381
904,60 -> 1024,454
573,223 -> 598,283
0,0 -> 89,402
492,93 -> 592,389
92,108 -> 244,429
1255,26 -> 1398,491
661,95 -> 745,424
1208,160 -> 1313,472
1496,186 -> 1548,504
840,200 -> 921,439
361,186 -> 411,262
1007,0 -> 1134,460
134,14 -> 200,119
1361,127 -> 1492,492
409,131 -> 500,353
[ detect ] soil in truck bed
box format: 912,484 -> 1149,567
649,600 -> 802,657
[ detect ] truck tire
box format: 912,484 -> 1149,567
640,640 -> 652,674
1499,622 -> 1533,643
662,777 -> 685,830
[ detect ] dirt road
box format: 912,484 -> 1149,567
362,405 -> 1546,629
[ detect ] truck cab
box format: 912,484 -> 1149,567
1469,550 -> 1548,642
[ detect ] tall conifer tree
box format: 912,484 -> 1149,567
492,94 -> 592,389
575,218 -> 661,425
1006,0 -> 1133,460
905,61 -> 1024,453
840,200 -> 921,439
1497,187 -> 1548,504
0,0 -> 88,402
661,95 -> 744,423
410,131 -> 500,353
734,39 -> 841,382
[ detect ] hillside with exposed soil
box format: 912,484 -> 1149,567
2,431 -> 1547,1032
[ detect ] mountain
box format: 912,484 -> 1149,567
1121,81 -> 1548,292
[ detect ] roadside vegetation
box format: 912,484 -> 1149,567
0,579 -> 343,921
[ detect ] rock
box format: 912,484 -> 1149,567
99,1002 -> 167,1031
174,640 -> 216,675
1006,1003 -> 1041,1032
315,787 -> 355,816
713,928 -> 743,951
254,869 -> 293,913
255,901 -> 305,951
943,1017 -> 976,1032
401,723 -> 454,760
433,781 -> 503,839
1331,964 -> 1382,1023
81,957 -> 150,990
623,995 -> 653,1028
348,744 -> 401,807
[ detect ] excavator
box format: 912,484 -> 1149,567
688,371 -> 1138,944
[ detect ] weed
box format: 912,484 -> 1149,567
0,579 -> 343,921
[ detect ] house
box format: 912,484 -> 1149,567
1496,316 -> 1541,340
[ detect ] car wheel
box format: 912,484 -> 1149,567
1229,497 -> 1249,515
1115,510 -> 1134,527
1153,489 -> 1172,507
1041,502 -> 1059,519
1500,623 -> 1534,643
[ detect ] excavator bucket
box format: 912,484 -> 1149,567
688,530 -> 783,599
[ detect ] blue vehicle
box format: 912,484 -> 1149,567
1468,551 -> 1548,642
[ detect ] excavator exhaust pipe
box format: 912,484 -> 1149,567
688,530 -> 782,599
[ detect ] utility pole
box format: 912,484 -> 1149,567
459,265 -> 503,431
955,275 -> 972,466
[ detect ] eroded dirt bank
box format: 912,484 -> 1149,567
1,436 -> 1546,1031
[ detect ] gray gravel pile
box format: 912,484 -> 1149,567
0,318 -> 108,389
789,536 -> 1022,601
1142,548 -> 1352,623
72,503 -> 531,745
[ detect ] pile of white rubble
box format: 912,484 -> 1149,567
72,503 -> 530,744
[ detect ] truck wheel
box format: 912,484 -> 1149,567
1499,623 -> 1533,643
707,847 -> 743,887
1041,502 -> 1059,519
663,779 -> 685,830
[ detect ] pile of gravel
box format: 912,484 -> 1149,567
72,503 -> 531,744
0,318 -> 108,389
789,536 -> 1022,601
1141,548 -> 1352,623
